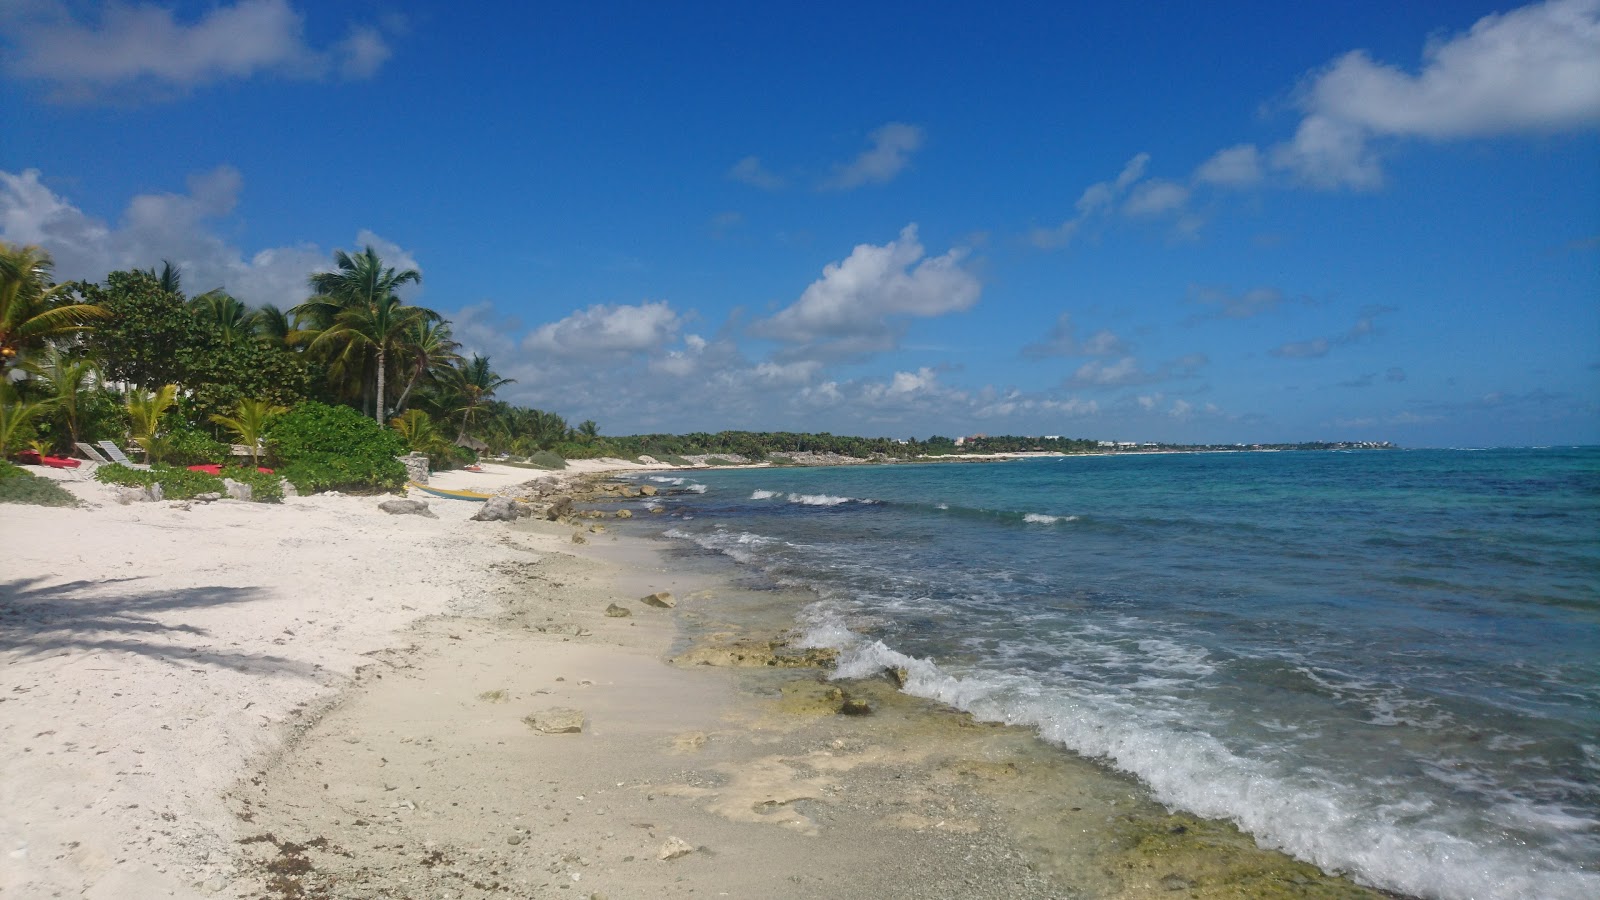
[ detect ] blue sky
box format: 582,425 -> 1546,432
3,0 -> 1597,446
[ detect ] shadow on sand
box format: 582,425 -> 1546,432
0,576 -> 321,677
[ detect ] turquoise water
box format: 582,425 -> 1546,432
635,449 -> 1600,899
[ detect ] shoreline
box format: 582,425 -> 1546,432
3,462 -> 1390,898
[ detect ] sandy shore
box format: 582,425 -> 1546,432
3,461 -> 1382,899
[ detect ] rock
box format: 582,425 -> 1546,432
113,486 -> 143,504
639,484 -> 658,496
168,500 -> 193,511
589,524 -> 606,533
534,623 -> 588,636
571,532 -> 587,544
604,604 -> 632,618
193,491 -> 221,503
1160,874 -> 1196,891
621,485 -> 641,498
378,499 -> 436,518
523,707 -> 584,734
649,506 -> 665,514
506,834 -> 523,845
472,495 -> 526,522
546,496 -> 574,520
399,451 -> 430,484
281,479 -> 299,498
886,666 -> 910,688
671,639 -> 838,669
637,455 -> 658,465
640,591 -> 675,608
615,509 -> 632,519
839,698 -> 873,716
657,837 -> 694,861
222,478 -> 252,502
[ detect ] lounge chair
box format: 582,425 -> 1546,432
74,441 -> 113,464
97,440 -> 149,469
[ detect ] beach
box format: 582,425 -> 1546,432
9,451 -> 1592,899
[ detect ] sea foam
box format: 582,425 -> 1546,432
792,618 -> 1600,900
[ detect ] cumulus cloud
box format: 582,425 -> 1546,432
523,300 -> 682,357
752,224 -> 981,359
0,166 -> 414,308
1,0 -> 396,102
1269,0 -> 1600,188
1021,312 -> 1128,359
727,156 -> 785,190
819,122 -> 925,190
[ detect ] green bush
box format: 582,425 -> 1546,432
655,454 -> 690,467
526,450 -> 567,470
266,402 -> 406,494
0,468 -> 78,507
220,465 -> 284,503
94,463 -> 155,487
704,457 -> 736,467
164,427 -> 229,466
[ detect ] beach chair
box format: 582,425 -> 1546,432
74,441 -> 113,464
97,440 -> 149,469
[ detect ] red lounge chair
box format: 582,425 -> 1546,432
41,456 -> 81,468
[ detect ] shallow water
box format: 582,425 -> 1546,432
628,448 -> 1600,900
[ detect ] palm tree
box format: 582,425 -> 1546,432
142,260 -> 183,297
0,242 -> 111,368
21,343 -> 97,451
210,398 -> 284,467
0,379 -> 53,457
446,354 -> 515,441
577,420 -> 599,442
392,318 -> 460,415
293,246 -> 423,423
125,383 -> 178,464
249,304 -> 298,348
190,289 -> 254,344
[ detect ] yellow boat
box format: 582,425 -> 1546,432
407,481 -> 493,502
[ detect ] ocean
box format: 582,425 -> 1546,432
627,448 -> 1599,900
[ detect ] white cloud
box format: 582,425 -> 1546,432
1194,144 -> 1264,187
1123,179 -> 1191,217
1021,312 -> 1128,359
2,0 -> 395,102
819,122 -> 925,190
1271,0 -> 1600,188
1030,153 -> 1151,248
0,166 -> 412,308
753,224 -> 981,359
727,156 -> 785,190
523,300 -> 682,357
1070,357 -> 1144,386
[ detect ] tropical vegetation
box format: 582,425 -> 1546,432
3,237 -> 1134,499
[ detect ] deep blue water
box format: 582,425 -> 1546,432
634,448 -> 1600,900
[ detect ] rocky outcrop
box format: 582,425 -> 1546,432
640,591 -> 675,608
671,637 -> 838,669
658,837 -> 695,860
222,478 -> 252,502
470,496 -> 530,522
378,499 -> 436,517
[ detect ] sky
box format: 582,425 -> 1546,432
2,0 -> 1597,447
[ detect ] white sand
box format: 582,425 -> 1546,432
0,465 -> 566,898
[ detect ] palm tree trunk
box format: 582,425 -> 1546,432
375,345 -> 387,425
394,364 -> 422,414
